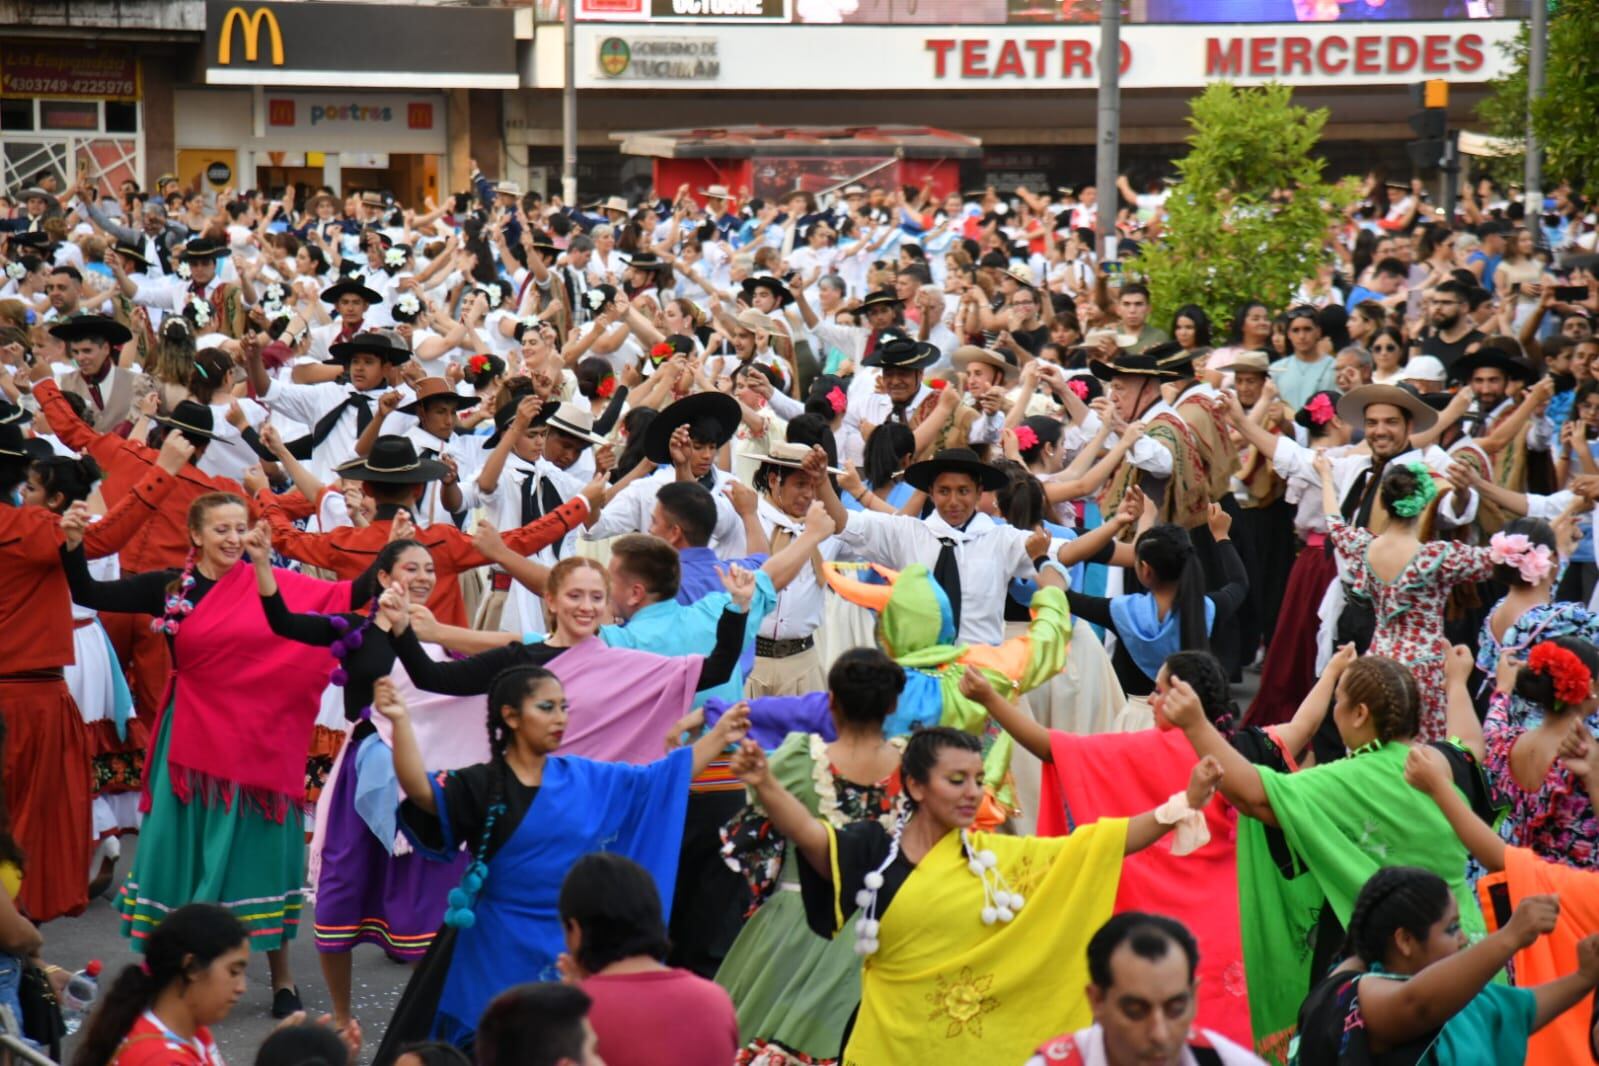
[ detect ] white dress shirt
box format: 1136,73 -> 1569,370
583,464 -> 748,558
756,496 -> 842,640
260,378 -> 417,480
833,508 -> 1034,645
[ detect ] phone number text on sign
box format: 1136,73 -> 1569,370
0,45 -> 139,99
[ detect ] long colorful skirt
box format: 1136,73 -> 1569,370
116,703 -> 306,952
313,732 -> 464,961
0,674 -> 91,921
716,884 -> 860,1065
1247,543 -> 1339,728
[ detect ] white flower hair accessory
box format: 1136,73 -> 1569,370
384,247 -> 407,268
480,283 -> 502,307
175,261 -> 191,280
186,295 -> 211,329
518,315 -> 539,333
3,262 -> 24,281
395,292 -> 422,317
264,282 -> 285,304
585,288 -> 606,311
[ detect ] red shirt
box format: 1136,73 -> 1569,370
582,968 -> 738,1066
261,493 -> 589,627
0,466 -> 178,673
109,1013 -> 224,1066
34,380 -> 313,573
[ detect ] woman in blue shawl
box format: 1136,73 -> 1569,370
369,666 -> 750,1058
1064,507 -> 1249,702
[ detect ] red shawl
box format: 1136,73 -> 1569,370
1039,728 -> 1252,1048
149,562 -> 351,821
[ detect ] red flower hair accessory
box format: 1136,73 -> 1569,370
926,377 -> 948,391
826,386 -> 847,415
467,353 -> 490,375
1528,641 -> 1593,706
596,375 -> 616,399
1306,392 -> 1336,426
1013,425 -> 1039,451
650,342 -> 675,362
1067,379 -> 1089,401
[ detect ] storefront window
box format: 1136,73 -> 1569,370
0,99 -> 33,131
40,100 -> 100,131
0,98 -> 141,196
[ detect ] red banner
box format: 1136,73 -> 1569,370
0,44 -> 140,99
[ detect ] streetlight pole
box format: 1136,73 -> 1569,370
1094,1 -> 1121,262
1524,0 -> 1547,217
562,0 -> 577,205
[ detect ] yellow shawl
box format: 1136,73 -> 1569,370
825,818 -> 1127,1065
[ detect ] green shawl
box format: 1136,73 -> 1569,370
1239,741 -> 1485,1064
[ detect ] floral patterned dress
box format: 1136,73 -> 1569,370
715,732 -> 904,1066
1476,600 -> 1599,684
1483,690 -> 1599,869
1328,516 -> 1497,741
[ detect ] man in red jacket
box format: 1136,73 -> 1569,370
260,435 -> 604,627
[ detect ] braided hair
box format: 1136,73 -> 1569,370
1340,656 -> 1421,742
1161,651 -> 1241,737
485,664 -> 559,760
1343,866 -> 1452,967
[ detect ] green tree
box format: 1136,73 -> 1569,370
1479,0 -> 1599,193
1135,82 -> 1355,331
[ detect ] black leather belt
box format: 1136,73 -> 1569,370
755,635 -> 814,659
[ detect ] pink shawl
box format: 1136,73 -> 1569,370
549,636 -> 703,764
1039,728 -> 1253,1048
152,563 -> 351,821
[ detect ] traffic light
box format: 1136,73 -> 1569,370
1407,80 -> 1449,171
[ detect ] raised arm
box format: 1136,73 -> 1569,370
959,665 -> 1051,763
1403,744 -> 1505,872
1358,893 -> 1560,1047
1163,677 -> 1276,825
729,738 -> 831,876
372,677 -> 434,813
1273,642 -> 1354,762
1123,757 -> 1224,854
1442,644 -> 1485,760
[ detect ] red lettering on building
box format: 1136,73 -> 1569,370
1353,35 -> 1380,73
267,98 -> 294,126
993,39 -> 1026,78
961,39 -> 988,78
1118,39 -> 1132,75
1456,33 -> 1484,73
407,102 -> 432,129
1421,34 -> 1449,72
1316,35 -> 1348,74
1248,36 -> 1277,75
926,38 -> 956,78
1206,37 -> 1243,76
1062,38 -> 1092,77
1387,35 -> 1417,74
1024,39 -> 1053,78
1281,35 -> 1311,75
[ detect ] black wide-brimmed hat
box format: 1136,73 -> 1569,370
741,275 -> 793,308
326,330 -> 411,366
334,435 -> 448,484
178,237 -> 227,262
627,252 -> 669,272
1147,341 -> 1205,377
320,278 -> 384,306
49,313 -> 132,347
484,386 -> 538,447
112,243 -> 149,269
151,400 -> 222,442
0,422 -> 27,459
904,447 -> 1008,493
1449,345 -> 1540,386
643,391 -> 742,464
1089,349 -> 1183,382
0,401 -> 31,429
861,329 -> 938,371
858,288 -> 902,312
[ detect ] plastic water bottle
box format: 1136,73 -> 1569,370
60,960 -> 101,1035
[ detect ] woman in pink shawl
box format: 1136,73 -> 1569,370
60,493 -> 357,1019
967,647 -> 1340,1049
